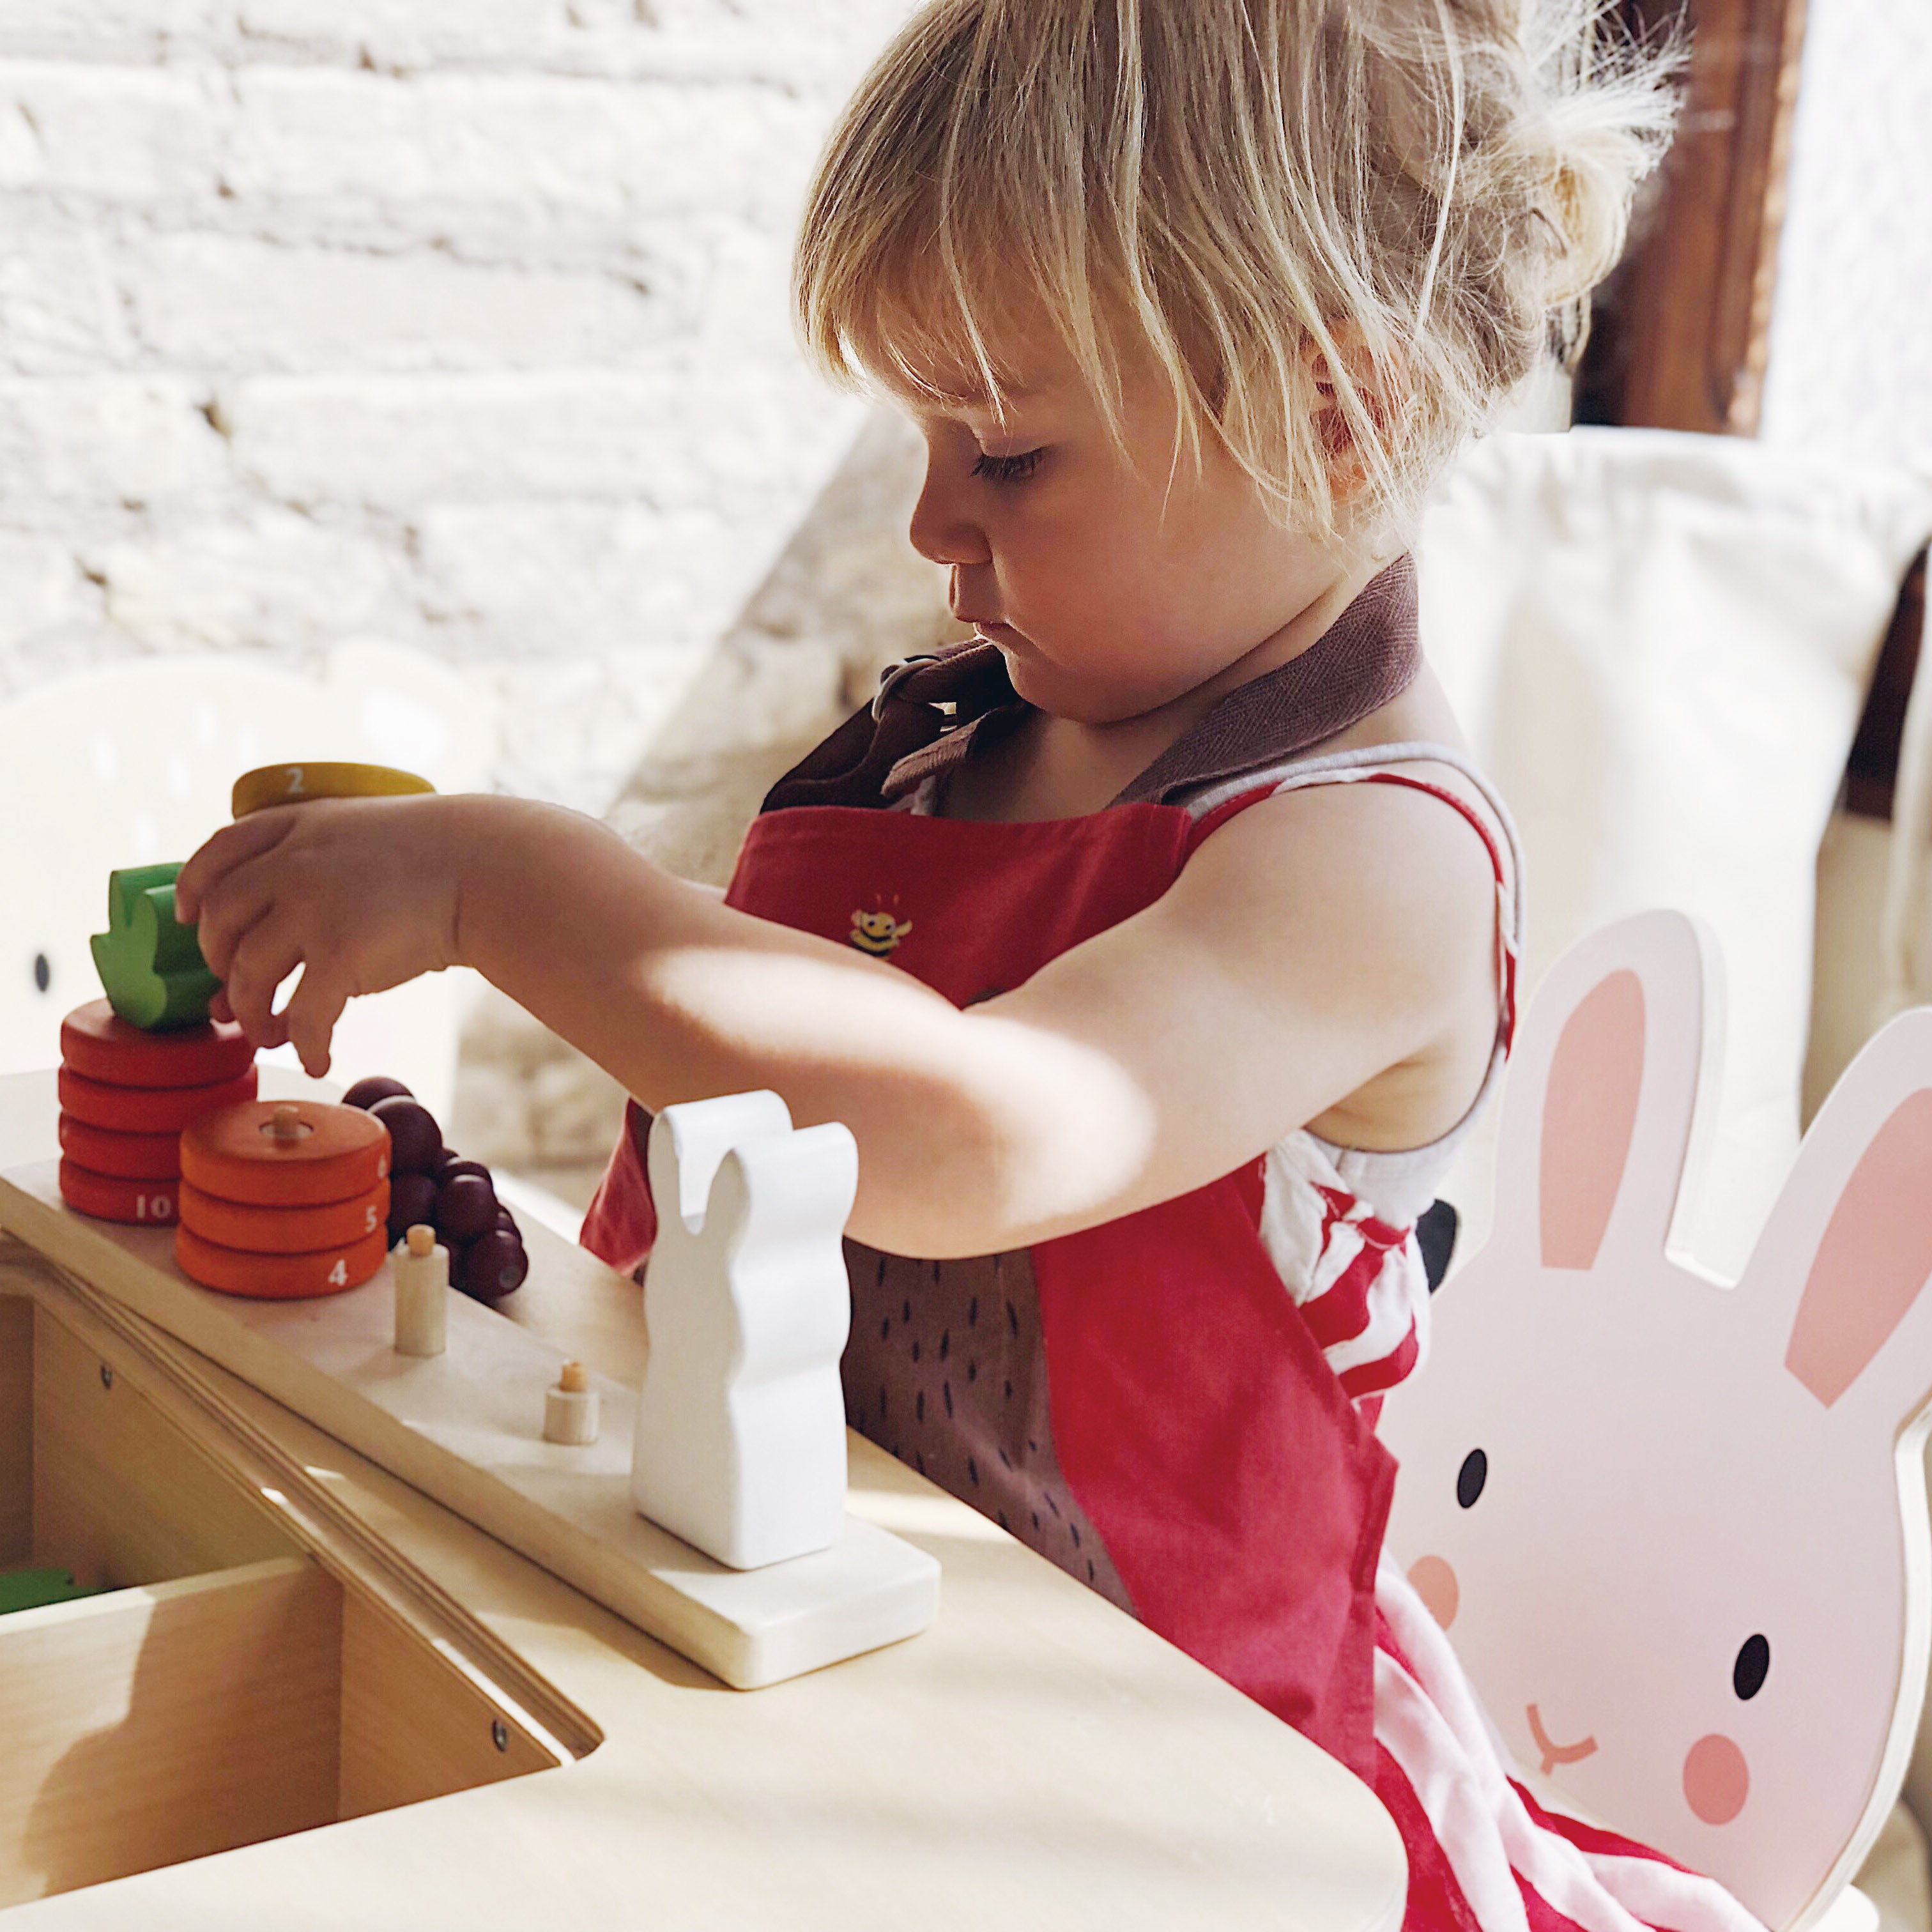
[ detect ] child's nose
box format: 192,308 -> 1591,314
908,475 -> 993,569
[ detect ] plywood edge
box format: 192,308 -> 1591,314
0,1554 -> 319,1641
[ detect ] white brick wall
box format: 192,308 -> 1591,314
0,1 -> 921,811
1761,0 -> 1932,474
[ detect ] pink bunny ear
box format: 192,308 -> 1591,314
1785,1089 -> 1932,1407
1487,911 -> 1715,1271
1540,970 -> 1646,1270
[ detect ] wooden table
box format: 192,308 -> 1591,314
0,1068 -> 1406,1931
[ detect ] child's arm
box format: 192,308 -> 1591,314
174,783 -> 1495,1258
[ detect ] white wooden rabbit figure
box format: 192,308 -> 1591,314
1381,910 -> 1932,1932
632,1091 -> 859,1570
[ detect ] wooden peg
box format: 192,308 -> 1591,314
393,1222 -> 448,1358
544,1361 -> 600,1446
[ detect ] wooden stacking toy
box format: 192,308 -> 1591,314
176,1101 -> 391,1300
54,1000 -> 257,1227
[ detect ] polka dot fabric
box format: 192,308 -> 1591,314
842,1241 -> 1132,1611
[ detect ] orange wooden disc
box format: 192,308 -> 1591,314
174,1223 -> 387,1301
60,1000 -> 255,1091
57,1114 -> 181,1181
180,1100 -> 390,1208
57,1064 -> 259,1135
179,1178 -> 390,1255
58,1161 -> 181,1227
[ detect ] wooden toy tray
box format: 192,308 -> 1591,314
0,1160 -> 939,1690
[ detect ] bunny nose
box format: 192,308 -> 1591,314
1526,1703 -> 1599,1776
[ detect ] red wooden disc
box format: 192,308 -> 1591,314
179,1178 -> 390,1255
60,1000 -> 255,1090
58,1161 -> 181,1227
57,1114 -> 181,1181
57,1064 -> 259,1135
180,1100 -> 390,1208
174,1223 -> 387,1301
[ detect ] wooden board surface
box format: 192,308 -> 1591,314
0,1158 -> 937,1689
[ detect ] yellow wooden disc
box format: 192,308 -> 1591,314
231,762 -> 434,820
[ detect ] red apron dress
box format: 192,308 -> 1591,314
581,559 -> 1760,1932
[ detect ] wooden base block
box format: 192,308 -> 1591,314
1,1160 -> 939,1689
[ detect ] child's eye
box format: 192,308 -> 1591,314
971,448 -> 1046,485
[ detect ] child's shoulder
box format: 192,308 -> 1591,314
1176,675 -> 1518,1153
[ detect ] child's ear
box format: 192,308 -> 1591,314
1299,330 -> 1405,502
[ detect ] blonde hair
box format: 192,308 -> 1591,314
794,0 -> 1680,537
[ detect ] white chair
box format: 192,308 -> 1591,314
0,641 -> 496,1122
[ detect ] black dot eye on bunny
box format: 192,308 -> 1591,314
1456,1448 -> 1487,1508
1733,1634 -> 1770,1700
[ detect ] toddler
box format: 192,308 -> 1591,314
177,3 -> 1762,1926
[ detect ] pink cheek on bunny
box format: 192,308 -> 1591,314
1682,1734 -> 1750,1825
1407,1555 -> 1459,1629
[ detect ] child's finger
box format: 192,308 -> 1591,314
282,967 -> 349,1082
224,919 -> 307,1049
209,988 -> 235,1025
192,864 -> 280,981
174,812 -> 296,924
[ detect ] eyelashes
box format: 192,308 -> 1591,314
971,448 -> 1046,485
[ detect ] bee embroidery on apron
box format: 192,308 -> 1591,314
848,905 -> 913,956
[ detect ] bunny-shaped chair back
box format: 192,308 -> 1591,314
1381,910 -> 1932,1932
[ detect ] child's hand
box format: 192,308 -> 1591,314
173,795 -> 471,1077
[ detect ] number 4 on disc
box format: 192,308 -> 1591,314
174,1223 -> 387,1300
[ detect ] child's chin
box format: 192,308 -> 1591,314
999,647 -> 1176,725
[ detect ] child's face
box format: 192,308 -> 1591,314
884,334 -> 1350,724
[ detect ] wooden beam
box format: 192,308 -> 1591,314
1577,0 -> 1809,434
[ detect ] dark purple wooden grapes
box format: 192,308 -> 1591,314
388,1171 -> 438,1246
436,1173 -> 498,1243
438,1158 -> 493,1187
454,1228 -> 528,1303
343,1075 -> 413,1112
369,1096 -> 443,1176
